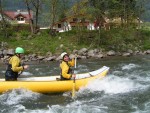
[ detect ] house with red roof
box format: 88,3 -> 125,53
51,14 -> 110,33
51,15 -> 93,32
0,10 -> 33,24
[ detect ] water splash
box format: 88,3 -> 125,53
0,88 -> 40,105
21,71 -> 33,76
121,63 -> 140,70
1,104 -> 55,113
35,68 -> 40,71
78,75 -> 143,95
49,103 -> 107,113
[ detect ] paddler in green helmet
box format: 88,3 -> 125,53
5,47 -> 29,81
60,52 -> 76,80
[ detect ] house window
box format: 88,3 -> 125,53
17,17 -> 24,21
58,24 -> 61,28
21,17 -> 24,21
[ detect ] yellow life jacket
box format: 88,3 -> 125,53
60,59 -> 75,80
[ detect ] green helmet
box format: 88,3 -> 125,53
15,47 -> 24,54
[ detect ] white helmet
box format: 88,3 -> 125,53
61,52 -> 68,58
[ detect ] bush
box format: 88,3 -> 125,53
19,30 -> 30,37
143,39 -> 150,50
12,24 -> 31,32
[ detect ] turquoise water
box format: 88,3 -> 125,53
0,55 -> 150,113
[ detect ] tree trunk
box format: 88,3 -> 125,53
49,0 -> 58,36
31,0 -> 40,33
0,0 -> 9,38
24,0 -> 34,34
35,8 -> 39,32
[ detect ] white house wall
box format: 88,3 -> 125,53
87,23 -> 95,30
53,22 -> 96,32
17,20 -> 25,24
54,22 -> 72,33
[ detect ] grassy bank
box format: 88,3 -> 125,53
0,25 -> 150,55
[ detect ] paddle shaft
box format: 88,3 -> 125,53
72,76 -> 76,98
72,57 -> 77,98
75,57 -> 77,68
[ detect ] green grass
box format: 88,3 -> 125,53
1,25 -> 150,55
0,30 -> 82,55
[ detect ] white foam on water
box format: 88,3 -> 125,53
9,104 -> 26,113
3,104 -> 55,113
1,70 -> 5,73
121,63 -> 140,70
35,68 -> 40,71
0,88 -> 40,105
78,65 -> 87,68
75,65 -> 89,73
7,103 -> 104,113
132,101 -> 150,113
61,100 -> 107,113
112,70 -> 124,76
78,75 -> 144,95
62,91 -> 71,97
47,104 -> 105,113
22,107 -> 55,113
20,71 -> 33,76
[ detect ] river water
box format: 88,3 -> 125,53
0,55 -> 149,113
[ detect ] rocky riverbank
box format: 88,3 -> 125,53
0,48 -> 150,63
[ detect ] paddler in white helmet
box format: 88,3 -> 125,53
60,52 -> 75,80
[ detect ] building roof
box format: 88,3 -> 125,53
14,13 -> 27,18
3,10 -> 33,20
52,14 -> 89,26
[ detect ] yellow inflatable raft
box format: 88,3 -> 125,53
0,66 -> 109,93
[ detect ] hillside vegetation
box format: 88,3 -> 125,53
0,24 -> 150,55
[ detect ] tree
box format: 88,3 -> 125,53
108,0 -> 141,27
24,0 -> 34,34
58,0 -> 70,19
87,0 -> 109,45
0,0 -> 9,38
66,0 -> 90,43
46,0 -> 59,36
135,0 -> 146,28
31,0 -> 42,33
24,0 -> 43,34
